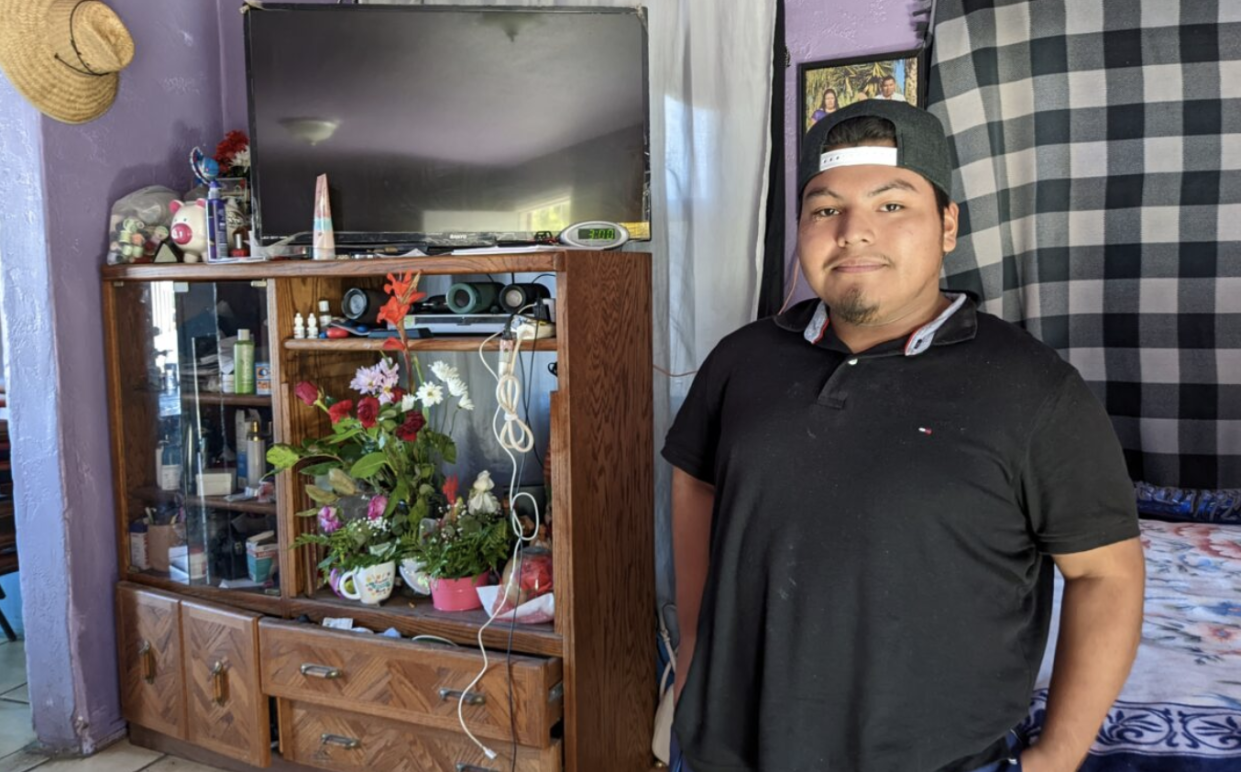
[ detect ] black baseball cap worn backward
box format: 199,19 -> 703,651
798,100 -> 954,204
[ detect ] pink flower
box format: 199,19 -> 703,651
295,381 -> 319,406
318,506 -> 342,534
367,496 -> 388,521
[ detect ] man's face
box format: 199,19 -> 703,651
882,78 -> 896,97
797,140 -> 958,326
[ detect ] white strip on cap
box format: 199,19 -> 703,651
819,146 -> 899,173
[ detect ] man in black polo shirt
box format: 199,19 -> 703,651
664,100 -> 1145,772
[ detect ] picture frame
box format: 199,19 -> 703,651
798,48 -> 928,148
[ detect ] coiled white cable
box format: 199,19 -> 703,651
454,315 -> 545,760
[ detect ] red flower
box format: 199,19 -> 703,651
377,295 -> 411,329
382,337 -> 406,352
294,381 -> 319,406
391,387 -> 406,403
396,411 -> 425,442
327,400 -> 353,424
214,130 -> 249,172
357,397 -> 380,429
443,474 -> 459,505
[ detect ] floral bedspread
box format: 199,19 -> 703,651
1020,520 -> 1241,769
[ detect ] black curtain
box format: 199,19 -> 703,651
755,0 -> 786,319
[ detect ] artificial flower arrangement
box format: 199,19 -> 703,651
266,271 -> 478,599
214,130 -> 251,179
402,470 -> 515,611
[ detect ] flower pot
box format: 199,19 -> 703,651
430,573 -> 490,612
340,561 -> 396,605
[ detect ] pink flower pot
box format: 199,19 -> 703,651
430,573 -> 490,612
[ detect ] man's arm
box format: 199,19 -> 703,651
1022,537 -> 1145,772
672,467 -> 715,703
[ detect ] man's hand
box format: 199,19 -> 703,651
1034,537 -> 1145,772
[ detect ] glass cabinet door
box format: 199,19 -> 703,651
111,280 -> 279,596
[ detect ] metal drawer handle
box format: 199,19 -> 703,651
210,660 -> 228,705
300,663 -> 342,679
139,640 -> 155,684
439,687 -> 486,705
457,765 -> 499,772
320,733 -> 360,750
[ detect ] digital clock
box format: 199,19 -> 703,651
558,220 -> 630,250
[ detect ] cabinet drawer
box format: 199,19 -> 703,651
281,699 -> 561,772
117,585 -> 185,739
182,600 -> 271,767
260,620 -> 562,747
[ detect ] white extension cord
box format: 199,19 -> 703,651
454,313 -> 545,760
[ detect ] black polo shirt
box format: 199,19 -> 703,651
663,295 -> 1139,772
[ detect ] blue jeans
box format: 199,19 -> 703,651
674,731 -> 1023,772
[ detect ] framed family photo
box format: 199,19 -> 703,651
798,48 -> 928,143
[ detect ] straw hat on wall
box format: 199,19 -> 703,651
0,0 -> 134,124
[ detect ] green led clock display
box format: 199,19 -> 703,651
578,227 -> 617,241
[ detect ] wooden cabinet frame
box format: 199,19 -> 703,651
103,251 -> 656,772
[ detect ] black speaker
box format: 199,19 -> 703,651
499,282 -> 552,313
341,287 -> 388,325
446,282 -> 504,314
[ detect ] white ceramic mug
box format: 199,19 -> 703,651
340,561 -> 396,605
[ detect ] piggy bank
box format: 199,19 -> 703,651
168,199 -> 208,262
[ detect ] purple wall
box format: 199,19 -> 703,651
0,0 -> 224,752
783,0 -> 923,304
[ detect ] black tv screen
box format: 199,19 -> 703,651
244,5 -> 649,245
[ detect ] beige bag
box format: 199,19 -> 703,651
652,617 -> 676,764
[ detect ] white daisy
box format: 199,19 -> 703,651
416,382 -> 444,406
458,395 -> 475,411
400,393 -> 418,412
430,361 -> 459,382
447,377 -> 467,397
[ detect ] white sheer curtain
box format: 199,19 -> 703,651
369,0 -> 777,639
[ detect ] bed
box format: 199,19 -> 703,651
1019,519 -> 1241,771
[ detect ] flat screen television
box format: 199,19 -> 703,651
244,4 -> 650,246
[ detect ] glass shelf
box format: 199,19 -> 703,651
111,279 -> 282,595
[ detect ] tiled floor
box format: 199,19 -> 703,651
0,638 -> 231,772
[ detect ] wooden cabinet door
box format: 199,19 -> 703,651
181,600 -> 271,767
117,585 -> 185,739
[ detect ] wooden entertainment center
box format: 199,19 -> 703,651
102,251 -> 656,771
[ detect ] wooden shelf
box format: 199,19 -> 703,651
131,486 -> 278,515
286,587 -> 562,658
282,336 -> 557,353
180,392 -> 272,407
102,253 -> 567,282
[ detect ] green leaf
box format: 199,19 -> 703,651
267,444 -> 302,470
305,485 -> 337,505
328,427 -> 362,445
328,468 -> 358,496
386,481 -> 409,518
442,442 -> 457,464
350,452 -> 388,480
295,507 -> 320,518
299,461 -> 340,478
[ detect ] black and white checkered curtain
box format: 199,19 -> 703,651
926,0 -> 1241,490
